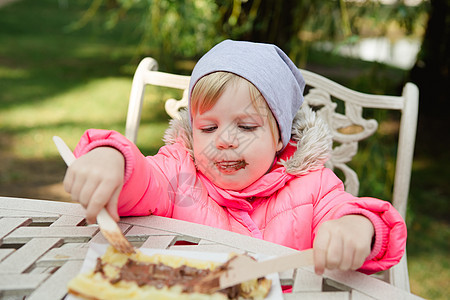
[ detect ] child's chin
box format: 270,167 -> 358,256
216,179 -> 251,191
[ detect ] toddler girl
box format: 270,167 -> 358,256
64,40 -> 406,275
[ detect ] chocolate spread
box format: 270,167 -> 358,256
235,160 -> 249,170
215,160 -> 249,171
95,258 -> 240,298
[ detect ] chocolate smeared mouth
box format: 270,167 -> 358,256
215,160 -> 248,171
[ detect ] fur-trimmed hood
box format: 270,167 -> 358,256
163,106 -> 332,175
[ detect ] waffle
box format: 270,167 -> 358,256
67,246 -> 272,300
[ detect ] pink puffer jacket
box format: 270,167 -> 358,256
74,108 -> 406,274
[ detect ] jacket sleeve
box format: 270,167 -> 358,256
73,129 -> 195,218
311,168 -> 407,274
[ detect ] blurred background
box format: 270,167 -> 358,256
0,0 -> 448,298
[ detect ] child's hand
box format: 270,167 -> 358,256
63,147 -> 125,224
313,215 -> 374,275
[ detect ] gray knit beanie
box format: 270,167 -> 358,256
188,39 -> 305,149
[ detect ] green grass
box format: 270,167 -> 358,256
0,0 -> 171,156
0,1 -> 448,299
0,0 -> 174,196
0,75 -> 176,157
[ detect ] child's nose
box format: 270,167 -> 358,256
216,129 -> 239,149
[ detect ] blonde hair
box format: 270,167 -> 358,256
191,72 -> 280,146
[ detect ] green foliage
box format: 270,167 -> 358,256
67,0 -> 221,71
68,0 -> 428,69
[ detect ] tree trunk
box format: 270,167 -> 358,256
410,0 -> 449,117
409,0 -> 449,157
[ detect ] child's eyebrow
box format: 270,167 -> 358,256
192,115 -> 219,126
236,113 -> 265,123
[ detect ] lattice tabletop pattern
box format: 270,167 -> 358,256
0,197 -> 422,300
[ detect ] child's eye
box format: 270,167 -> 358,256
239,125 -> 258,132
200,126 -> 217,133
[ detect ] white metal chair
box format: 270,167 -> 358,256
125,57 -> 419,292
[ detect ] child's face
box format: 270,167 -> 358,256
192,80 -> 283,191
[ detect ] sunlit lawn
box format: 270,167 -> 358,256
0,1 -> 448,299
1,77 -> 173,157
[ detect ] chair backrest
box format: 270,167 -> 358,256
125,57 -> 419,292
300,69 -> 419,221
125,57 -> 418,222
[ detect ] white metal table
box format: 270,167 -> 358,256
0,196 -> 422,299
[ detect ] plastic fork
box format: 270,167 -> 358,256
53,136 -> 135,254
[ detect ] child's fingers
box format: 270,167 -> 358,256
78,179 -> 100,209
339,242 -> 355,271
351,242 -> 370,270
325,235 -> 343,270
63,168 -> 75,194
313,229 -> 331,275
351,255 -> 364,271
85,181 -> 117,224
68,174 -> 88,204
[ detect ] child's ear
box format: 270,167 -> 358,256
276,139 -> 283,152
